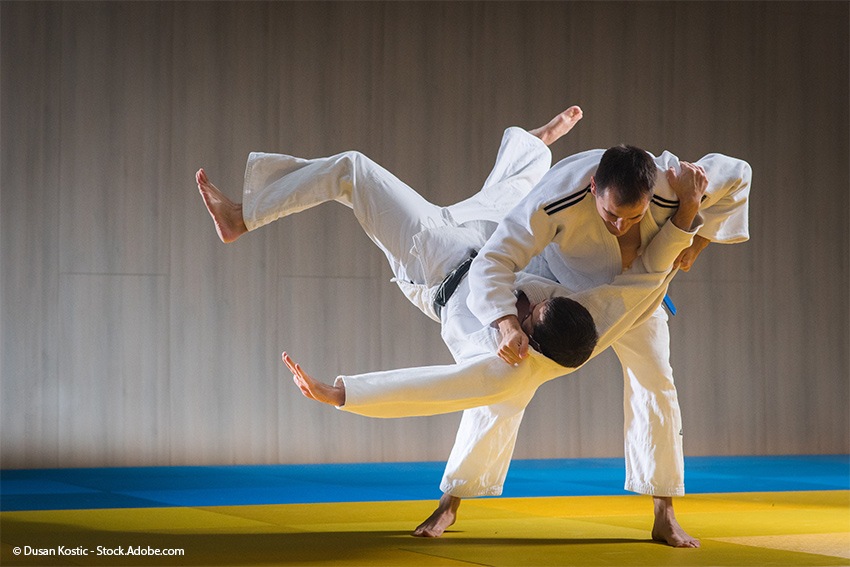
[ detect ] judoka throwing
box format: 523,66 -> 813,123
448,140 -> 751,547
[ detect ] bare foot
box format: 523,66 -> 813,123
196,168 -> 248,243
413,493 -> 461,537
283,352 -> 345,406
651,496 -> 700,548
529,105 -> 583,146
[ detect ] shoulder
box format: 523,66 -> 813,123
541,184 -> 592,216
526,148 -> 603,215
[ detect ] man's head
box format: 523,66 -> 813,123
521,297 -> 598,368
591,145 -> 656,237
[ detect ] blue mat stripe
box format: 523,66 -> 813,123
1,455 -> 847,512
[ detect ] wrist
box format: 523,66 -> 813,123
671,204 -> 699,231
495,314 -> 521,333
693,234 -> 711,249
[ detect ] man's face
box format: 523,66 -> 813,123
590,177 -> 650,237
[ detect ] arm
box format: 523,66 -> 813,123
677,154 -> 751,271
666,161 -> 706,233
518,212 -> 704,359
467,195 -> 563,324
472,211 -> 558,365
579,214 -> 698,350
288,211 -> 703,416
693,153 -> 751,244
651,152 -> 751,271
341,354 -> 561,417
467,149 -> 603,364
673,234 -> 710,272
290,351 -> 567,419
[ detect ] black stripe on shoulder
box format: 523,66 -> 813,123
652,194 -> 679,206
651,195 -> 679,209
543,185 -> 590,215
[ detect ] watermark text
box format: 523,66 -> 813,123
13,545 -> 185,557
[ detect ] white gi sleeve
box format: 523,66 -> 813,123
466,149 -> 604,327
337,353 -> 565,418
638,214 -> 704,273
517,216 -> 701,358
466,207 -> 559,325
694,153 -> 751,243
651,151 -> 751,244
337,217 -> 701,420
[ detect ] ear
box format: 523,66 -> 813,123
590,176 -> 597,197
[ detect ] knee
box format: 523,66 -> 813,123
339,150 -> 364,163
337,150 -> 377,177
624,365 -> 677,396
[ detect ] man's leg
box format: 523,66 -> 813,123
198,151 -> 447,284
413,106 -> 583,537
414,492 -> 461,537
197,106 -> 581,291
447,106 -> 582,226
414,396 -> 534,537
611,309 -> 699,548
527,105 -> 583,146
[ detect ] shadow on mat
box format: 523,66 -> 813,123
1,518 -> 652,566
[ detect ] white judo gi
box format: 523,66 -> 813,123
338,218 -> 700,498
242,126 -> 551,315
462,148 -> 752,497
241,125 -> 718,501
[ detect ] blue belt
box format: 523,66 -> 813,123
663,294 -> 677,315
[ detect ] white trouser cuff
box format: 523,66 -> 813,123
440,480 -> 503,498
625,480 -> 685,497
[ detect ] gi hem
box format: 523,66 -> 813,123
440,481 -> 504,498
624,480 -> 685,497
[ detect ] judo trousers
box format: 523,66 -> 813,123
440,308 -> 685,498
241,129 -> 685,500
242,127 -> 549,292
440,306 -> 684,498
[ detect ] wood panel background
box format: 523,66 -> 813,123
2,1 -> 847,470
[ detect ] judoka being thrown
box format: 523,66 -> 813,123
196,106 -> 716,547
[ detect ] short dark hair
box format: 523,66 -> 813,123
532,297 -> 598,368
594,145 -> 656,206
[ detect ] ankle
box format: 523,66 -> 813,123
653,496 -> 675,518
440,493 -> 461,511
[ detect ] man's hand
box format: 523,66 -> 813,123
666,162 -> 708,231
495,315 -> 529,365
283,352 -> 345,406
667,161 -> 708,205
674,235 -> 710,272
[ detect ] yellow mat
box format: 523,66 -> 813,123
2,491 -> 848,566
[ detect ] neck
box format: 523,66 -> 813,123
514,291 -> 532,322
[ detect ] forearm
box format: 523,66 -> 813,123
670,200 -> 701,232
339,355 -> 541,418
639,215 -> 703,273
468,251 -> 522,324
495,314 -> 522,336
467,222 -> 544,324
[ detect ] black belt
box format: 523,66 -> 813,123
433,251 -> 477,317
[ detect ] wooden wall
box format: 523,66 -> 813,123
2,1 -> 847,470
